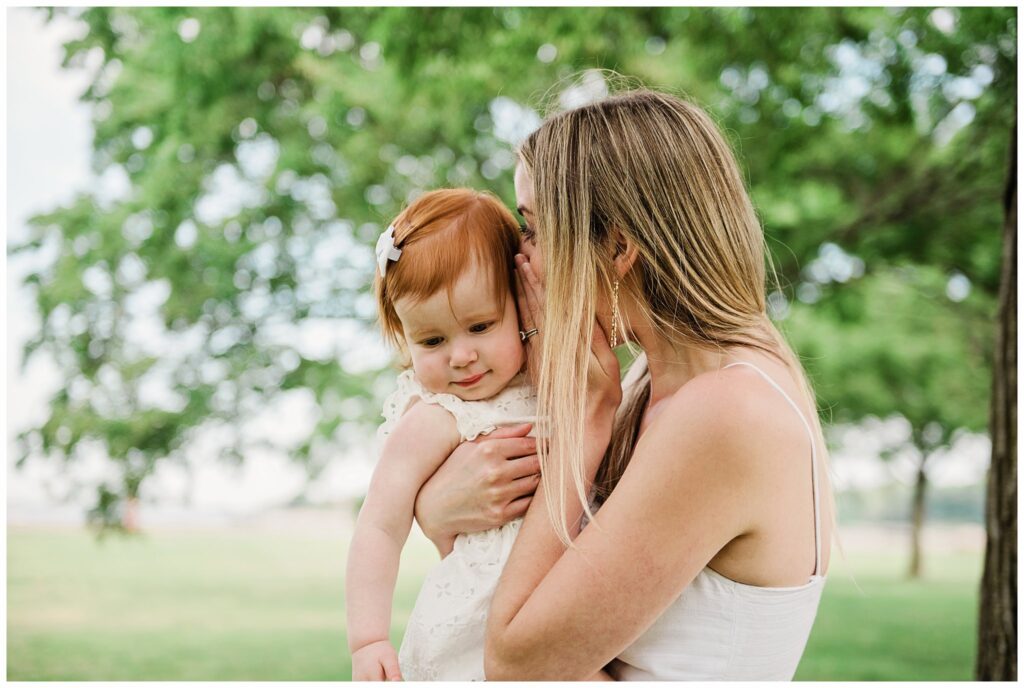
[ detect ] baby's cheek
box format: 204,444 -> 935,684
517,348 -> 529,376
410,354 -> 442,393
506,339 -> 527,373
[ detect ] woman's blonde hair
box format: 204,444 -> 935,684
517,87 -> 826,544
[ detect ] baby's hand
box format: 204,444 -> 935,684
352,640 -> 403,681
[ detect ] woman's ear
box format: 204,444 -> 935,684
611,229 -> 640,279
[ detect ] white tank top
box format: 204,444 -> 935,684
608,361 -> 827,681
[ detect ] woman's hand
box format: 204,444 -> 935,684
514,253 -> 544,386
516,251 -> 620,414
516,250 -> 619,450
413,424 -> 540,556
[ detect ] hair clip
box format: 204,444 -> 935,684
375,225 -> 403,277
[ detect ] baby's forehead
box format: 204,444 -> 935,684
395,277 -> 506,327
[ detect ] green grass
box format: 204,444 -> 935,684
9,526 -> 358,680
795,551 -> 981,680
8,524 -> 981,680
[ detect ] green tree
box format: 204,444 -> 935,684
786,264 -> 992,577
11,7 -> 1013,548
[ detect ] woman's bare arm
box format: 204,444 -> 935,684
485,374 -> 767,680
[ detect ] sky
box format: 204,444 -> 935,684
5,8 -> 991,527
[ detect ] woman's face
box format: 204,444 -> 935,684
516,164 -> 626,346
513,164 -> 545,282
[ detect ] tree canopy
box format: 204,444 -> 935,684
13,7 -> 1016,526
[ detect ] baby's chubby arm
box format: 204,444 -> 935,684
346,400 -> 461,676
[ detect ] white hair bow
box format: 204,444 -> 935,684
375,225 -> 403,278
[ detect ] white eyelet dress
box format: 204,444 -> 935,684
380,370 -> 537,681
607,361 -> 827,681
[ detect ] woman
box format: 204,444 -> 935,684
415,88 -> 831,680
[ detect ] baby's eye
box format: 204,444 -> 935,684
469,322 -> 493,334
518,220 -> 536,241
420,337 -> 444,347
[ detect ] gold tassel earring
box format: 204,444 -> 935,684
609,279 -> 620,348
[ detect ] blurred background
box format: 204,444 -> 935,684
7,6 -> 1016,681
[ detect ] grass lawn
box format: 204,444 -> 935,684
795,550 -> 981,680
8,522 -> 981,680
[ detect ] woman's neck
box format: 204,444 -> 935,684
631,326 -> 731,406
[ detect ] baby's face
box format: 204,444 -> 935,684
394,261 -> 525,401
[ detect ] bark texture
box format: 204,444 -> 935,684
976,123 -> 1016,681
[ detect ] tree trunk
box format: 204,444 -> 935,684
976,122 -> 1017,681
908,458 -> 928,579
122,496 -> 140,533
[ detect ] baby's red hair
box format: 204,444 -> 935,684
375,188 -> 521,353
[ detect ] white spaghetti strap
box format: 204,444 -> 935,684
723,361 -> 822,577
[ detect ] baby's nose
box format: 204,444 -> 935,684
450,342 -> 478,367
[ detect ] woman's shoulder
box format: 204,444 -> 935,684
669,363 -> 772,418
611,362 -> 798,543
656,360 -> 811,466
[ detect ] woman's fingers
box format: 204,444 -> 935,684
413,426 -> 539,542
485,423 -> 533,440
515,254 -> 545,385
504,494 -> 534,520
515,254 -> 544,329
518,252 -> 542,290
514,257 -> 535,331
480,436 -> 537,463
517,255 -> 544,317
505,451 -> 541,479
506,471 -> 541,500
